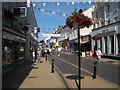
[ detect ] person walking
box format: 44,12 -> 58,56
57,46 -> 62,57
96,48 -> 102,62
37,48 -> 42,63
32,49 -> 35,63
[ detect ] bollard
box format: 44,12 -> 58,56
46,55 -> 47,61
92,61 -> 97,79
51,59 -> 54,73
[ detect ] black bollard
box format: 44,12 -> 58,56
46,55 -> 47,61
92,61 -> 97,79
51,59 -> 54,73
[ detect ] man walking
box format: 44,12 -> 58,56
96,48 -> 102,62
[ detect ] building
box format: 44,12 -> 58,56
58,6 -> 95,52
91,2 -> 120,57
2,2 -> 38,73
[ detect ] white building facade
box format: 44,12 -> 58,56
91,2 -> 120,57
58,6 -> 95,51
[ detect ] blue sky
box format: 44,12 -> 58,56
32,2 -> 94,41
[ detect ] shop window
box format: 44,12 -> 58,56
19,45 -> 25,61
2,39 -> 13,72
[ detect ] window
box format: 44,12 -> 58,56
3,2 -> 7,9
107,4 -> 110,13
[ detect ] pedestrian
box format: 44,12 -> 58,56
37,48 -> 42,63
57,46 -> 62,57
48,48 -> 52,55
96,48 -> 102,62
32,49 -> 35,63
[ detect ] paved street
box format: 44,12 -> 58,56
48,51 -> 120,88
2,58 -> 67,89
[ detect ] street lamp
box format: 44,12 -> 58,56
92,35 -> 100,79
66,9 -> 93,90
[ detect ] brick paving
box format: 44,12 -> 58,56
19,58 -> 66,88
2,58 -> 66,89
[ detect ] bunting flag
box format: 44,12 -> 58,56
34,7 -> 108,23
40,27 -> 57,31
57,3 -> 60,6
43,3 -> 46,6
27,1 -> 94,7
36,7 -> 70,17
72,2 -> 75,5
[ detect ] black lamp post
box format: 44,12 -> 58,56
77,28 -> 81,90
66,9 -> 93,90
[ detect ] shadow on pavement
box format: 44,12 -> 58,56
2,61 -> 34,89
66,75 -> 84,80
66,75 -> 85,88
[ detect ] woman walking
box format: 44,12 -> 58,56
37,48 -> 41,63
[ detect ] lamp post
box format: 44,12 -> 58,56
92,35 -> 100,79
66,9 -> 93,90
77,28 -> 81,90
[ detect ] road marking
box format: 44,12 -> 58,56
53,55 -> 93,75
52,55 -> 119,87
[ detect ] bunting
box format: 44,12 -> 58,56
40,27 -> 57,31
34,7 -> 108,23
27,1 -> 94,7
36,8 -> 70,17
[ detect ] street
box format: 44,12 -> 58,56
48,51 -> 120,87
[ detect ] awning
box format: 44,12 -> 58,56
53,43 -> 61,47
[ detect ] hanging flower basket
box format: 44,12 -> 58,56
92,35 -> 100,40
66,9 -> 93,29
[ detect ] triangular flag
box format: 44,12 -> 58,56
56,12 -> 58,15
41,9 -> 44,11
53,12 -> 55,14
88,1 -> 92,4
43,3 -> 46,6
60,13 -> 62,15
34,7 -> 36,10
66,14 -> 68,16
57,3 -> 60,6
52,3 -> 55,6
39,3 -> 42,6
83,1 -> 86,4
67,2 -> 70,5
33,3 -> 36,7
72,2 -> 75,5
63,13 -> 65,16
38,8 -> 40,11
29,3 -> 32,7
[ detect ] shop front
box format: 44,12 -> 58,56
2,30 -> 26,73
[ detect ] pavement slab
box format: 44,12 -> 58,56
18,58 -> 66,88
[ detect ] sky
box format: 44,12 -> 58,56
31,2 -> 94,41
